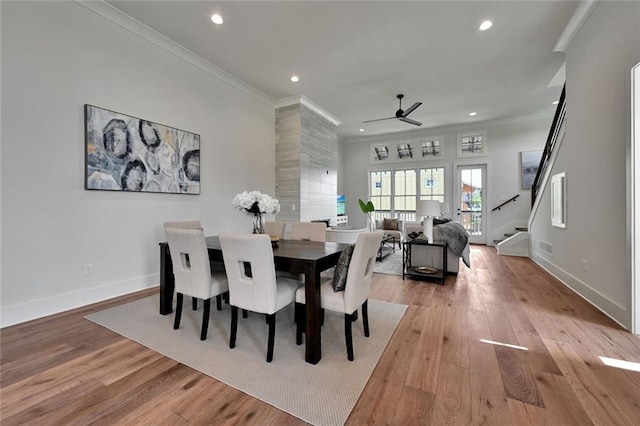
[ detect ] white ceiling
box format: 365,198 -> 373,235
106,1 -> 577,140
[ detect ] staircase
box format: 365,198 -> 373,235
495,227 -> 529,257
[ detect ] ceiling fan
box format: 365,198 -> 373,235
363,94 -> 423,126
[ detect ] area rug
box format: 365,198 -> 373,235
86,295 -> 407,426
373,248 -> 403,276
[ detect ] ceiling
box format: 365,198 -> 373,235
106,1 -> 577,140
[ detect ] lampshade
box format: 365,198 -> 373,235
417,200 -> 441,218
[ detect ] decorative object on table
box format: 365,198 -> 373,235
413,266 -> 438,274
358,198 -> 376,232
521,149 -> 544,189
416,200 -> 441,243
84,104 -> 200,194
232,190 -> 280,234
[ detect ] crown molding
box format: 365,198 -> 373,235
341,112 -> 554,144
274,95 -> 341,126
553,0 -> 598,53
75,0 -> 274,107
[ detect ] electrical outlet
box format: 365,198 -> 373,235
581,259 -> 587,271
83,263 -> 94,276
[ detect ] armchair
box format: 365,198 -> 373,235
374,218 -> 403,248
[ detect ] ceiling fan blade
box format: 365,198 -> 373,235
401,102 -> 422,117
398,116 -> 422,126
362,116 -> 395,123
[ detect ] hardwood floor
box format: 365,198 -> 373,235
2,246 -> 639,424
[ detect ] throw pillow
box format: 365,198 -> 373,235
383,218 -> 398,230
333,245 -> 354,292
433,218 -> 451,226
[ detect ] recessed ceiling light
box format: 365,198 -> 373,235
469,112 -> 477,116
552,100 -> 559,105
479,20 -> 493,31
290,75 -> 299,83
211,14 -> 223,25
359,128 -> 365,132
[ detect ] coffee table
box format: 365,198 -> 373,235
377,234 -> 395,261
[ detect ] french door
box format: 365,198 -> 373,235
455,164 -> 487,244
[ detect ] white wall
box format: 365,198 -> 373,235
341,116 -> 552,236
530,1 -> 640,329
0,2 -> 276,326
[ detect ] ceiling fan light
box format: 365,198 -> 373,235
479,20 -> 493,31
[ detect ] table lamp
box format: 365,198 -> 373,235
417,200 -> 441,243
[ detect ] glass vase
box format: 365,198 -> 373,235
252,214 -> 265,234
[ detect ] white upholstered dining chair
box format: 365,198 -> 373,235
290,222 -> 327,242
218,233 -> 303,362
295,231 -> 383,361
264,221 -> 286,239
165,228 -> 229,341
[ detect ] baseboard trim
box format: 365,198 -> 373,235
530,252 -> 630,330
0,274 -> 159,328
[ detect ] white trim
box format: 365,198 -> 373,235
274,95 -> 341,126
74,0 -> 274,107
530,252 -> 629,330
551,172 -> 567,228
552,0 -> 599,53
632,62 -> 640,334
0,275 -> 158,328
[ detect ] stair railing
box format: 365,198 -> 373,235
492,194 -> 520,211
532,84 -> 566,206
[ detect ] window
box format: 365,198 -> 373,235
419,167 -> 445,202
370,170 -> 391,214
421,138 -> 442,158
370,167 -> 446,222
373,145 -> 389,161
394,169 -> 417,216
397,144 -> 413,159
457,130 -> 487,157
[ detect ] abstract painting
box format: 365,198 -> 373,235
521,149 -> 543,190
84,105 -> 200,194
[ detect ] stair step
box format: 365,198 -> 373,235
515,227 -> 528,232
494,239 -> 503,245
504,233 -> 514,238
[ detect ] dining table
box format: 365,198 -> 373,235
159,236 -> 348,364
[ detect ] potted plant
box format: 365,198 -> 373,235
358,199 -> 376,232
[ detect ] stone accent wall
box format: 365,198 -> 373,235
275,103 -> 338,224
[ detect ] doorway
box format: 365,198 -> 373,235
456,164 -> 487,244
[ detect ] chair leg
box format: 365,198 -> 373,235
223,291 -> 229,304
174,293 -> 184,330
266,313 -> 276,363
352,311 -> 358,322
242,309 -> 248,319
362,299 -> 370,338
200,298 -> 211,341
230,306 -> 238,349
216,294 -> 222,311
295,302 -> 304,345
192,297 -> 198,311
344,313 -> 354,361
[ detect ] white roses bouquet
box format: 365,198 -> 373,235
232,190 -> 280,216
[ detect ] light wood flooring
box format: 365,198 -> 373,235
2,246 -> 640,424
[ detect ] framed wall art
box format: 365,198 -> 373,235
84,104 -> 200,194
521,149 -> 544,189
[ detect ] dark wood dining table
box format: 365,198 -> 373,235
159,236 -> 348,364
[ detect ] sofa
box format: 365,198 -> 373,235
403,222 -> 470,274
326,228 -> 367,244
374,219 -> 403,248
